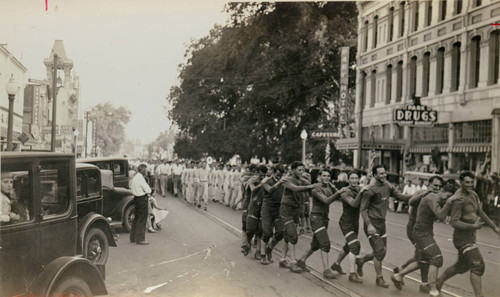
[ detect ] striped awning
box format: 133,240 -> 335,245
409,146 -> 448,153
451,145 -> 491,153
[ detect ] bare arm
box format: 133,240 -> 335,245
283,179 -> 315,192
409,190 -> 430,206
427,197 -> 454,221
312,188 -> 338,205
341,188 -> 364,208
478,206 -> 499,232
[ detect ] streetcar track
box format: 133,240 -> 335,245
187,200 -> 463,297
331,208 -> 500,252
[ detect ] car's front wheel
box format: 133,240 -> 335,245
122,204 -> 135,232
50,276 -> 93,297
83,228 -> 109,265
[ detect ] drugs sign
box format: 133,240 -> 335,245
394,104 -> 438,126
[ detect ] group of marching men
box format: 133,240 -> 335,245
219,162 -> 499,297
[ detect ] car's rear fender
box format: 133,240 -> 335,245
30,256 -> 107,296
114,192 -> 134,222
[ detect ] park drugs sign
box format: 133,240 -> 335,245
394,103 -> 438,126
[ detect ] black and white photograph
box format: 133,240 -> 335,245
1,1 -> 500,296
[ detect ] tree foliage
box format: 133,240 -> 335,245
89,102 -> 131,156
169,2 -> 357,163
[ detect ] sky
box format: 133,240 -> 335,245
0,0 -> 229,143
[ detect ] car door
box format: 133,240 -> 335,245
38,159 -> 78,264
0,159 -> 38,296
112,161 -> 129,188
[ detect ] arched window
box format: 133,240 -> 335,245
400,2 -> 406,37
364,20 -> 369,52
422,52 -> 430,97
489,30 -> 500,85
470,36 -> 481,88
436,47 -> 445,94
451,42 -> 461,92
409,56 -> 417,97
388,8 -> 394,42
386,65 -> 392,104
370,70 -> 376,107
396,61 -> 403,102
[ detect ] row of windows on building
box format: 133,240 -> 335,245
362,120 -> 491,144
363,0 -> 484,52
361,30 -> 500,107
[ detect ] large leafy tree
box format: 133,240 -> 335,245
89,102 -> 131,156
169,2 -> 357,163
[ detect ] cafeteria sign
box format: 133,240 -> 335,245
394,103 -> 438,126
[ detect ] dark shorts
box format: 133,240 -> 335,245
414,232 -> 443,267
262,203 -> 280,234
278,204 -> 300,244
363,218 -> 387,260
310,213 -> 330,251
454,242 -> 485,275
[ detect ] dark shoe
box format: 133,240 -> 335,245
204,206 -> 207,211
279,259 -> 291,269
260,255 -> 269,265
391,274 -> 403,290
356,257 -> 364,277
349,272 -> 363,283
331,262 -> 346,275
197,204 -> 201,208
419,284 -> 430,294
265,245 -> 273,262
296,259 -> 310,272
136,241 -> 150,245
435,280 -> 443,292
242,244 -> 251,256
305,227 -> 312,233
254,251 -> 262,260
299,228 -> 305,235
289,262 -> 303,273
155,223 -> 162,230
323,268 -> 337,279
393,266 -> 400,274
376,277 -> 389,288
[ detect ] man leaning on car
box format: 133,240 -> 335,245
130,164 -> 152,245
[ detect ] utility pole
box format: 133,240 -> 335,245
50,53 -> 58,152
85,111 -> 89,157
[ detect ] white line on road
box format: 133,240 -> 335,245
148,247 -> 215,268
144,282 -> 168,293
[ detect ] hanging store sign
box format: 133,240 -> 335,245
339,47 -> 350,125
393,103 -> 438,126
311,131 -> 338,138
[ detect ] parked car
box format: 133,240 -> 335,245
77,161 -> 136,232
76,163 -> 118,265
78,157 -> 130,188
1,152 -> 107,297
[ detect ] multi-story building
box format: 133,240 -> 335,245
0,44 -> 27,151
337,0 -> 500,175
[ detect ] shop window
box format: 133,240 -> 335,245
451,42 -> 461,92
386,64 -> 392,104
412,125 -> 448,144
454,120 -> 492,144
422,52 -> 430,97
470,36 -> 481,88
490,30 -> 500,85
436,47 -> 445,94
388,7 -> 394,42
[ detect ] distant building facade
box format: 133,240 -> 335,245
0,44 -> 27,151
337,0 -> 500,174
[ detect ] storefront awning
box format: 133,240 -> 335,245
409,146 -> 448,153
335,138 -> 405,151
451,145 -> 491,153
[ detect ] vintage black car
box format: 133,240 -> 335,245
78,157 -> 130,188
76,163 -> 117,265
0,152 -> 107,297
77,161 -> 136,232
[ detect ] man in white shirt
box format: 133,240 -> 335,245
171,160 -> 183,197
130,164 -> 152,245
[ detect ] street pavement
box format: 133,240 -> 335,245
106,192 -> 500,297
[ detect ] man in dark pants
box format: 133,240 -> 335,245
130,164 -> 152,245
359,165 -> 412,288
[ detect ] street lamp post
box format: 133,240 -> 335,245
5,75 -> 18,151
73,128 -> 79,155
300,129 -> 308,164
50,53 -> 58,152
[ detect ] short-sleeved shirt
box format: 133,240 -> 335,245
311,184 -> 335,216
263,176 -> 283,207
281,176 -> 307,208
